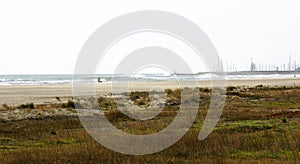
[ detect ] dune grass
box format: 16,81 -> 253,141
0,86 -> 299,163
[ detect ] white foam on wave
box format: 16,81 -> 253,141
0,73 -> 299,85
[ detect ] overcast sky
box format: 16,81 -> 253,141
0,0 -> 299,74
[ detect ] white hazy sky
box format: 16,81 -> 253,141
0,0 -> 299,74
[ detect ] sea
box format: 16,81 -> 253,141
0,72 -> 299,86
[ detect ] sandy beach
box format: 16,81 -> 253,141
0,78 -> 299,105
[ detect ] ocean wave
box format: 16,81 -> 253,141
0,73 -> 298,85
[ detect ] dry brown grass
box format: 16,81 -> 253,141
0,86 -> 300,163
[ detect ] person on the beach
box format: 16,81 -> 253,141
98,77 -> 102,83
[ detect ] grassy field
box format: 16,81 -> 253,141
0,86 -> 300,163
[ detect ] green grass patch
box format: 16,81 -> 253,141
0,137 -> 16,144
262,101 -> 299,107
216,120 -> 274,133
0,146 -> 17,150
230,150 -> 279,159
57,138 -> 77,145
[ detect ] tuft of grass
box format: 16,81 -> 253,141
227,86 -> 237,92
199,87 -> 211,93
18,103 -> 35,109
130,91 -> 150,107
2,104 -> 9,109
62,100 -> 75,109
281,117 -> 287,123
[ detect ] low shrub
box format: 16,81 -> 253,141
18,103 -> 35,109
62,100 -> 75,109
2,104 -> 9,109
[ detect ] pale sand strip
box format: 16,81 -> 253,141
0,78 -> 299,105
